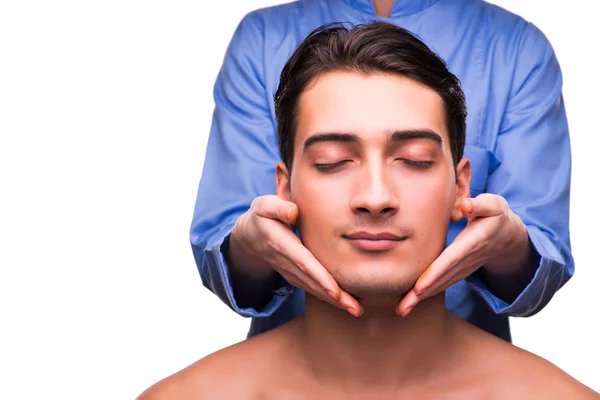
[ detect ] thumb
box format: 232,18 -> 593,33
252,195 -> 298,224
282,202 -> 299,225
461,194 -> 504,219
269,196 -> 298,224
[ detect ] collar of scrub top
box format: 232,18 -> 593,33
344,0 -> 440,17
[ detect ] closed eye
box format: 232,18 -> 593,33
399,159 -> 433,169
314,160 -> 352,171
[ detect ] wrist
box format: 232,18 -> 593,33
227,225 -> 274,280
225,227 -> 281,310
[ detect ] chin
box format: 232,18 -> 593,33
333,268 -> 420,302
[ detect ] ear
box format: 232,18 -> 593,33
275,162 -> 292,201
451,158 -> 471,222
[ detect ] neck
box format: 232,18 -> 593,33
372,0 -> 396,17
296,292 -> 458,388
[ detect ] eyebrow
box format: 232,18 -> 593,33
302,129 -> 443,151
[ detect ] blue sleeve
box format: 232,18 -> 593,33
466,22 -> 574,317
189,12 -> 293,317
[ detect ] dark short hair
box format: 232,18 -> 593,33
274,22 -> 466,174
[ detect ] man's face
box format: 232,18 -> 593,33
276,71 -> 470,302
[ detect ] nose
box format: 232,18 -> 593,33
349,161 -> 400,218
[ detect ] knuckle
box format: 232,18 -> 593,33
470,228 -> 488,251
294,258 -> 311,275
446,254 -> 461,269
496,196 -> 509,212
250,197 -> 261,212
312,287 -> 330,302
267,236 -> 283,253
325,296 -> 343,309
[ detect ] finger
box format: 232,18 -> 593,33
461,194 -> 505,219
338,290 -> 363,317
414,271 -> 454,304
396,289 -> 418,316
286,272 -> 343,308
282,237 -> 344,300
448,267 -> 480,289
275,244 -> 362,315
413,230 -> 479,296
417,258 -> 485,301
264,222 -> 341,299
398,263 -> 474,317
252,195 -> 298,224
285,271 -> 361,316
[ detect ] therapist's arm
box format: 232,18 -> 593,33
190,12 -> 289,316
468,22 -> 574,316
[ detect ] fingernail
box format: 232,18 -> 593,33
327,290 -> 338,300
467,199 -> 474,213
347,307 -> 358,317
287,207 -> 294,219
403,305 -> 414,316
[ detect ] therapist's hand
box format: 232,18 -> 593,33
229,195 -> 363,316
397,193 -> 532,316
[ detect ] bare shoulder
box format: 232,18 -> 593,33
496,345 -> 599,399
135,345 -> 252,400
459,322 -> 599,399
136,327 -> 290,400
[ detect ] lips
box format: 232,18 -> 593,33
344,232 -> 407,252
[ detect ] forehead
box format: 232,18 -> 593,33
296,71 -> 448,146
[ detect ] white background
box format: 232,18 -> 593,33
0,1 -> 598,398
